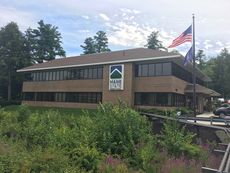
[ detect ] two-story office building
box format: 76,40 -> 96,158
18,48 -> 220,113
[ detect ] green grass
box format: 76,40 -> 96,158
1,105 -> 96,116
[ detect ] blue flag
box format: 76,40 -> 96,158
184,47 -> 193,66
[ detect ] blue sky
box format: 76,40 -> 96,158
1,0 -> 230,57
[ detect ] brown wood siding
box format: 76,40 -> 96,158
22,79 -> 103,92
134,76 -> 188,94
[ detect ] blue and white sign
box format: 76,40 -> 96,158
109,64 -> 124,90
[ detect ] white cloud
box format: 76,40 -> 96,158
120,8 -> 141,14
2,0 -> 230,56
204,44 -> 213,50
99,13 -> 110,21
0,5 -> 36,30
82,15 -> 89,20
216,41 -> 223,47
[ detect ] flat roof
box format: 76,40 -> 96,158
17,48 -> 210,82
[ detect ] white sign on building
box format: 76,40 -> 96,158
109,64 -> 124,90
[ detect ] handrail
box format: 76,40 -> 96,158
140,112 -> 230,173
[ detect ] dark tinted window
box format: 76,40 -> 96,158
155,63 -> 162,76
141,64 -> 148,76
162,63 -> 172,75
148,64 -> 155,76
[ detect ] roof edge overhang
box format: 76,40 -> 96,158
17,54 -> 181,72
185,84 -> 221,97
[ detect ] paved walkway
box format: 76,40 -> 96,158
193,112 -> 229,126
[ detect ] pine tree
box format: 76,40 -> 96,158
81,31 -> 111,54
94,31 -> 111,53
0,22 -> 31,101
80,37 -> 96,54
195,50 -> 206,70
26,20 -> 65,63
145,31 -> 167,51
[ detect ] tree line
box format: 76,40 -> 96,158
0,21 -> 65,101
0,20 -> 229,102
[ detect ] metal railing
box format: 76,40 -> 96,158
141,112 -> 230,138
141,112 -> 230,173
202,143 -> 230,173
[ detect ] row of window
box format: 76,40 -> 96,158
23,92 -> 102,103
135,62 -> 204,86
134,92 -> 186,107
135,62 -> 172,77
25,66 -> 103,81
24,62 -> 204,86
172,63 -> 204,85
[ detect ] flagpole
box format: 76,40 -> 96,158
192,14 -> 196,117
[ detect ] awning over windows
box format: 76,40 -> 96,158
184,84 -> 221,97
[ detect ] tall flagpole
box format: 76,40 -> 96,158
192,14 -> 196,117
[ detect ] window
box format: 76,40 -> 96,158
25,66 -> 103,82
80,69 -> 84,79
23,92 -> 102,103
155,63 -> 162,76
162,63 -> 171,75
34,73 -> 38,81
59,71 -> 64,80
84,69 -> 88,79
63,70 -> 68,80
92,68 -> 98,79
135,92 -> 185,107
98,67 -> 103,78
45,72 -> 49,81
56,71 -> 60,80
39,72 -> 43,81
148,64 -> 155,76
88,68 -> 93,79
48,72 -> 52,81
23,92 -> 35,101
141,64 -> 148,76
135,62 -> 171,77
52,71 -> 56,81
137,65 -> 142,76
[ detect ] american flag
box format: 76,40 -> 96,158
168,25 -> 192,48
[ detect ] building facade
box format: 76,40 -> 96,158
18,48 -> 219,113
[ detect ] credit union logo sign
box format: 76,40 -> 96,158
109,64 -> 124,90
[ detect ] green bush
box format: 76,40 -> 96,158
69,145 -> 102,172
92,102 -> 159,171
0,104 -> 205,172
161,119 -> 201,158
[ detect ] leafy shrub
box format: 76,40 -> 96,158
69,145 -> 102,172
92,102 -> 160,171
94,102 -> 155,156
0,104 -> 209,172
161,119 -> 201,158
